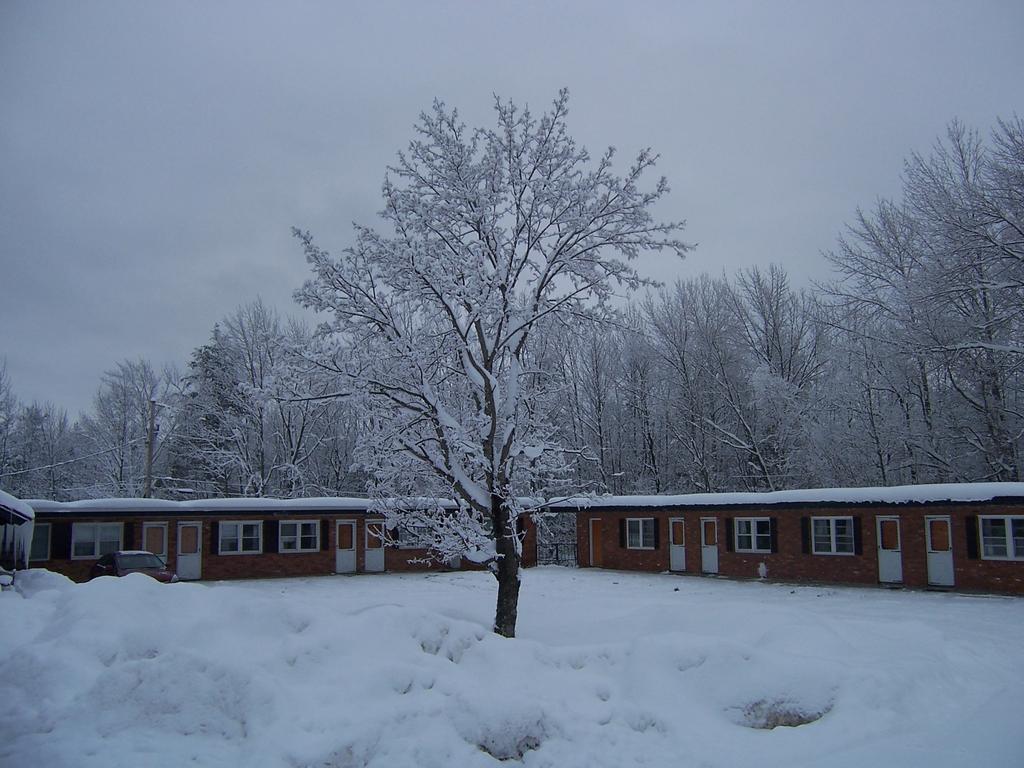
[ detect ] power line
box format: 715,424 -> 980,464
0,437 -> 147,478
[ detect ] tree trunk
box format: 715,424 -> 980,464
492,497 -> 521,638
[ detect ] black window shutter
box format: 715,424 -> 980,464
725,518 -> 735,552
651,518 -> 660,549
53,521 -> 72,559
770,518 -> 779,553
619,518 -> 627,548
123,521 -> 134,550
800,517 -> 810,554
321,519 -> 330,550
264,520 -> 279,553
853,517 -> 863,555
965,515 -> 979,559
211,520 -> 220,555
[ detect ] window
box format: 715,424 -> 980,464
397,523 -> 433,549
71,523 -> 122,559
812,517 -> 855,555
30,522 -> 51,561
878,518 -> 900,551
279,520 -> 319,552
980,516 -> 1024,560
337,521 -> 355,550
219,521 -> 262,554
143,523 -> 168,558
735,518 -> 772,553
626,518 -> 656,550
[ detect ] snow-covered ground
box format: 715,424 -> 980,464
2,568 -> 1021,768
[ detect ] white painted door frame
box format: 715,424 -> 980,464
364,519 -> 385,572
876,516 -> 903,584
925,515 -> 955,587
700,517 -> 719,575
669,517 -> 686,572
872,518 -> 905,581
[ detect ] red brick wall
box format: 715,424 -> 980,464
576,511 -> 671,571
948,503 -> 1024,593
576,502 -> 1024,595
196,516 -> 340,580
36,514 -> 360,583
37,510 -> 539,582
712,508 -> 877,585
384,514 -> 537,571
35,516 -> 138,583
386,548 -> 470,571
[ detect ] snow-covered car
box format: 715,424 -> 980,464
90,551 -> 178,583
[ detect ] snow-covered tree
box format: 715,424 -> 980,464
0,361 -> 18,484
826,118 -> 1024,482
76,359 -> 170,497
5,401 -> 76,499
170,301 -> 346,498
296,90 -> 687,636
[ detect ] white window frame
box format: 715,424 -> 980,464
396,522 -> 433,550
626,518 -> 656,550
218,520 -> 263,555
142,522 -> 168,558
735,517 -> 772,554
365,519 -> 387,550
30,521 -> 51,561
979,515 -> 1024,561
279,520 -> 320,553
811,516 -> 855,556
71,522 -> 123,560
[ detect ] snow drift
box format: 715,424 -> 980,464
1,568 -> 1021,767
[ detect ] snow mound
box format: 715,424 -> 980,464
1,569 -> 1021,768
731,697 -> 833,729
13,567 -> 75,597
455,699 -> 550,761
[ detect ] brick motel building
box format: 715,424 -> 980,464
564,483 -> 1024,595
19,497 -> 536,582
5,483 -> 1023,596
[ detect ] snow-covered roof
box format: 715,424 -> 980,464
27,496 -> 377,516
549,482 -> 1024,510
0,488 -> 35,522
24,482 -> 1024,519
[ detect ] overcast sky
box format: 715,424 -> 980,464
2,0 -> 1022,415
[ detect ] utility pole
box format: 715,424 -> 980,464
143,398 -> 157,498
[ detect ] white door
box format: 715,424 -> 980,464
176,522 -> 202,580
335,521 -> 356,573
364,520 -> 385,572
700,517 -> 718,574
925,516 -> 955,586
876,516 -> 903,583
669,517 -> 686,572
